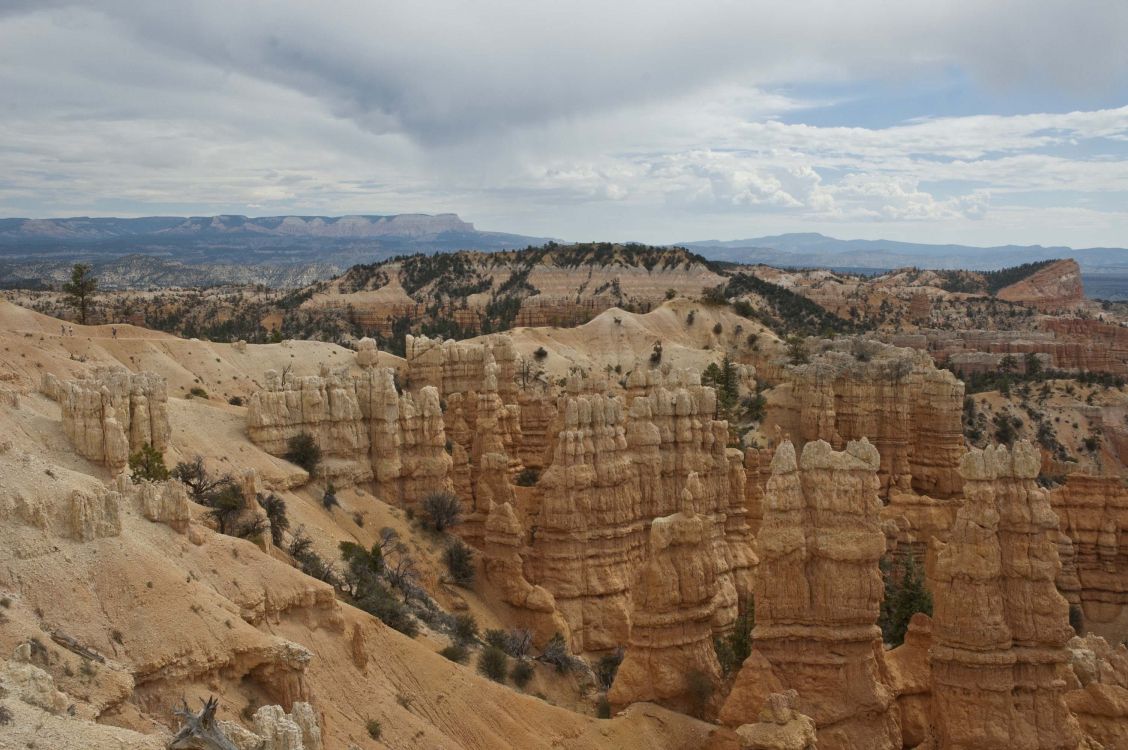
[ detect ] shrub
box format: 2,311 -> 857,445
0,703 -> 10,726
712,322 -> 723,335
596,647 -> 624,690
538,632 -> 574,674
685,669 -> 714,718
257,493 -> 289,546
785,335 -> 809,365
444,539 -> 475,587
285,432 -> 321,474
366,718 -> 382,740
649,341 -> 663,365
452,613 -> 479,645
533,346 -> 548,360
484,628 -> 508,650
686,310 -> 696,326
478,645 -> 508,683
227,395 -> 244,406
879,554 -> 932,646
322,482 -> 340,510
714,599 -> 754,676
511,659 -> 534,688
129,443 -> 169,483
485,628 -> 532,658
172,456 -> 235,501
287,529 -> 336,585
422,491 -> 462,532
665,288 -> 677,300
515,467 -> 540,487
440,643 -> 469,663
188,386 -> 208,399
596,695 -> 611,719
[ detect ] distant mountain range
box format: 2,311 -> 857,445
681,233 -> 1128,275
0,213 -> 552,288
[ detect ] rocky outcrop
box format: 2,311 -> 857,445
885,613 -> 932,749
765,340 -> 965,502
220,702 -> 323,750
247,366 -> 369,467
928,441 -> 1083,750
721,439 -> 899,750
246,362 -> 454,507
996,259 -> 1085,311
1065,633 -> 1128,749
45,367 -> 170,472
733,691 -> 818,750
126,476 -> 192,532
608,475 -> 722,712
1051,474 -> 1128,644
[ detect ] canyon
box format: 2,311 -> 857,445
1,249 -> 1127,749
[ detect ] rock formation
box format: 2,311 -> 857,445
720,438 -> 900,750
246,359 -> 454,509
247,366 -> 369,469
1065,633 -> 1128,749
45,367 -> 170,472
996,259 -> 1085,311
732,691 -> 818,750
764,340 -> 965,502
481,500 -> 570,645
608,475 -> 722,713
1051,474 -> 1128,644
219,702 -> 323,750
529,393 -> 642,651
928,441 -> 1083,749
885,613 -> 932,749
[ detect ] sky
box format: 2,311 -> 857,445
2,1 -> 1127,247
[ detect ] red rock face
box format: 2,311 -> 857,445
722,438 -> 901,750
996,259 -> 1086,311
1052,474 -> 1128,644
929,442 -> 1083,750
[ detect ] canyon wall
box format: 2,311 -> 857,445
1051,473 -> 1128,644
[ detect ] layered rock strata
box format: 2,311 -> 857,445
1065,633 -> 1128,749
608,475 -> 722,712
1051,474 -> 1128,643
44,368 -> 170,472
720,438 -> 900,750
928,441 -> 1083,750
765,340 -> 965,502
246,361 -> 453,508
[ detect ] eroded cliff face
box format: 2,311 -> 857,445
928,441 -> 1083,750
1065,633 -> 1128,749
720,438 -> 900,750
765,340 -> 965,502
607,475 -> 723,713
245,344 -> 454,508
1051,474 -> 1128,644
44,367 -> 170,472
996,259 -> 1086,311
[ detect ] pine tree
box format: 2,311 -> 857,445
62,263 -> 97,324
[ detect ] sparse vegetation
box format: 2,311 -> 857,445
511,659 -> 535,688
285,432 -> 321,474
422,491 -> 462,532
129,443 -> 169,483
595,647 -> 624,690
478,645 -> 509,683
515,467 -> 540,486
440,643 -> 469,663
257,493 -> 289,546
444,539 -> 475,587
714,598 -> 754,676
366,718 -> 382,740
684,669 -> 714,718
322,482 -> 340,510
879,554 -> 933,646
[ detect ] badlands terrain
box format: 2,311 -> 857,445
2,244 -> 1128,749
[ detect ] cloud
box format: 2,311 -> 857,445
0,1 -> 1126,247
